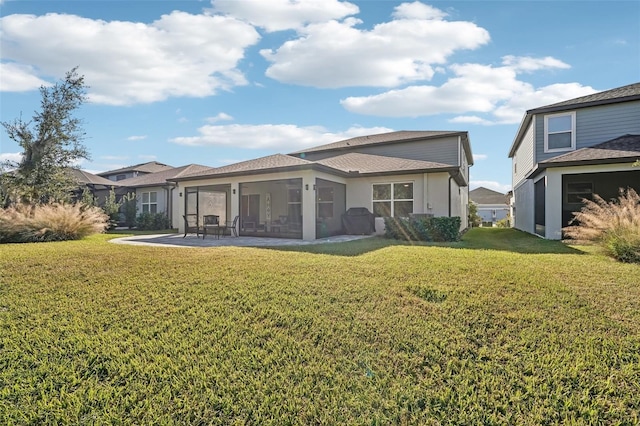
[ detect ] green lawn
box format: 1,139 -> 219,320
1,228 -> 639,424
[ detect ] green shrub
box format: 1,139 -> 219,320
121,192 -> 137,229
384,216 -> 461,242
0,203 -> 108,243
136,212 -> 171,231
564,188 -> 640,263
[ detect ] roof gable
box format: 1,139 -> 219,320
172,154 -> 314,180
97,161 -> 174,177
72,169 -> 121,187
118,164 -> 212,187
470,187 -> 507,205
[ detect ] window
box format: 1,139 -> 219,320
142,191 -> 158,213
373,182 -> 413,217
116,174 -> 127,181
544,112 -> 575,152
566,182 -> 593,204
317,187 -> 334,218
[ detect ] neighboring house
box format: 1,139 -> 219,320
508,82 -> 640,239
116,164 -> 212,228
70,168 -> 120,204
98,161 -> 174,182
171,130 -> 473,240
469,187 -> 509,227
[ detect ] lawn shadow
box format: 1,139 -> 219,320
269,228 -> 586,256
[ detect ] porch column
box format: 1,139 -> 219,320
230,182 -> 240,223
545,170 -> 563,240
302,175 -> 316,240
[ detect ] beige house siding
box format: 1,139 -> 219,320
512,120 -> 535,187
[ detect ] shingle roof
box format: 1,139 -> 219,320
71,169 -> 121,187
469,187 -> 508,205
173,154 -> 314,180
315,153 -> 454,174
540,134 -> 640,165
117,164 -> 213,187
291,130 -> 467,154
529,82 -> 640,114
97,161 -> 174,176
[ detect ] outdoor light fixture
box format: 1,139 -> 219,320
232,189 -> 236,194
179,192 -> 182,197
305,184 -> 309,190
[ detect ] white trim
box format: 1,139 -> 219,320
544,111 -> 576,153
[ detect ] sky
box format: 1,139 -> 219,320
1,0 -> 639,193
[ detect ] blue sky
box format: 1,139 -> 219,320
1,0 -> 638,192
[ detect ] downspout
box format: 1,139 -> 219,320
448,175 -> 453,217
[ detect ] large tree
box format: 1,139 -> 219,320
1,67 -> 90,205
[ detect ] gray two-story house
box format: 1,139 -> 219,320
508,82 -> 640,239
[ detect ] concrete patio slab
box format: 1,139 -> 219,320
110,233 -> 374,248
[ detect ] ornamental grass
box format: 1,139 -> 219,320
0,203 -> 108,243
564,188 -> 640,263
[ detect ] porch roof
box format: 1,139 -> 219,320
527,134 -> 640,178
171,154 -> 322,181
315,152 -> 455,175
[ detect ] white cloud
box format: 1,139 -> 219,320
169,124 -> 394,152
501,55 -> 570,73
100,155 -> 129,161
0,12 -> 260,104
470,180 -> 511,193
473,154 -> 488,161
342,56 -> 597,123
127,135 -> 147,141
210,0 -> 359,32
0,152 -> 23,165
205,112 -> 234,123
392,2 -> 448,20
0,62 -> 51,92
261,3 -> 489,88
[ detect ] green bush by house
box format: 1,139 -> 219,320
384,216 -> 461,242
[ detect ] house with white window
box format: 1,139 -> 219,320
508,82 -> 640,239
469,187 -> 509,227
171,130 -> 473,240
116,164 -> 212,228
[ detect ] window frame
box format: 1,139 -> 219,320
141,191 -> 158,214
372,182 -> 414,218
544,111 -> 576,153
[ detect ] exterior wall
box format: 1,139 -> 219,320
544,162 -> 639,240
513,179 -> 535,234
303,136 -> 461,166
535,101 -> 640,163
345,171 -> 455,234
512,120 -> 535,187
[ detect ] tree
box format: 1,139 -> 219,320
1,67 -> 89,205
468,202 -> 481,227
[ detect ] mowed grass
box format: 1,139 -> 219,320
1,228 -> 639,424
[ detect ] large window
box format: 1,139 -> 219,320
141,191 -> 158,213
544,112 -> 575,152
373,182 -> 413,217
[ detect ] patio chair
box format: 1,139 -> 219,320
183,214 -> 200,238
226,215 -> 239,237
203,215 -> 226,239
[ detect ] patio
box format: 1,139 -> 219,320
110,233 -> 374,248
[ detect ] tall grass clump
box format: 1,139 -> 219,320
564,188 -> 640,263
0,203 -> 108,243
